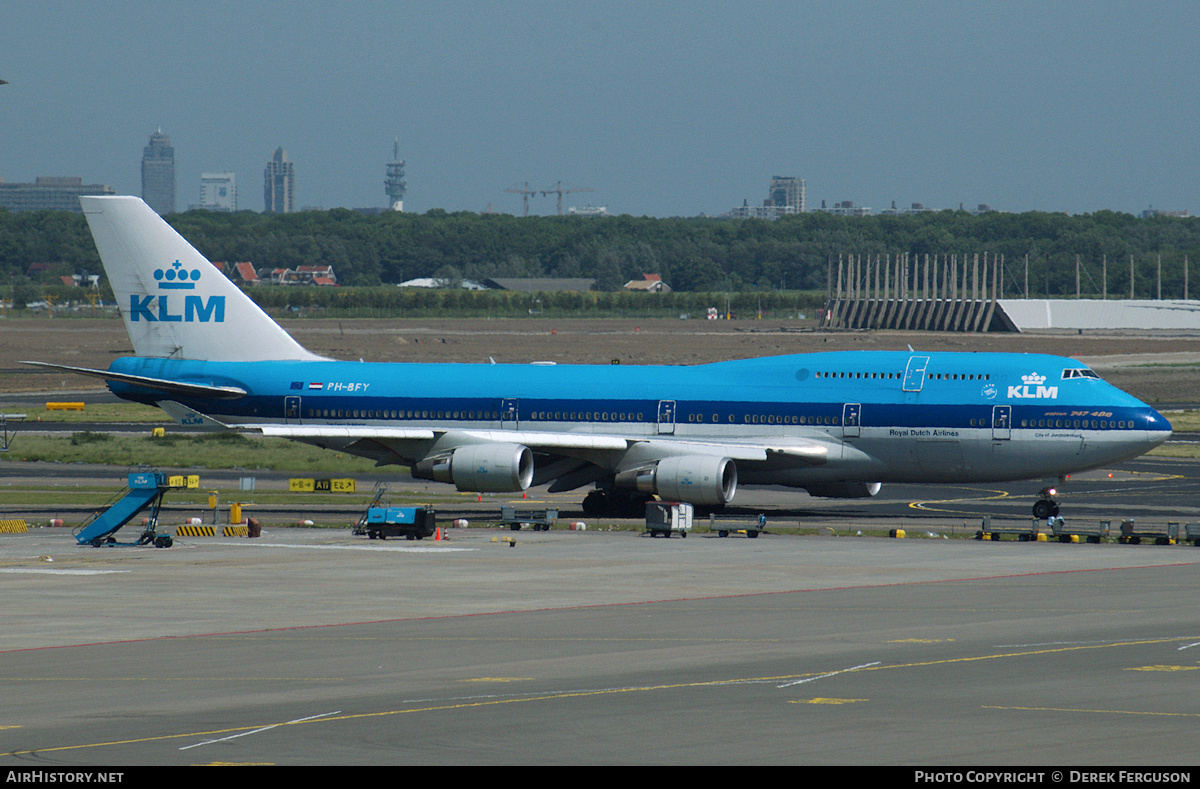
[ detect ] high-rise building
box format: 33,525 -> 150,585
198,172 -> 237,212
263,148 -> 295,213
768,176 -> 805,214
141,129 -> 176,215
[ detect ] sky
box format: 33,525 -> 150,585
3,1 -> 1198,217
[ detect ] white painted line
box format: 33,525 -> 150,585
180,710 -> 342,750
0,568 -> 130,575
777,661 -> 880,688
229,541 -> 476,553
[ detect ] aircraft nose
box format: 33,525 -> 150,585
1143,407 -> 1172,447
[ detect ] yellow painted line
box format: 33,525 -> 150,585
790,698 -> 867,705
908,488 -> 1011,513
852,636 -> 1197,672
1125,665 -> 1200,672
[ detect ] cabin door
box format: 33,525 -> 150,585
991,405 -> 1011,440
284,395 -> 302,424
501,398 -> 519,429
657,400 -> 676,435
902,356 -> 929,392
842,403 -> 861,438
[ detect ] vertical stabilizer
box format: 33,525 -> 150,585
80,196 -> 325,362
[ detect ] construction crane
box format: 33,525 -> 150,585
541,181 -> 596,216
504,181 -> 538,217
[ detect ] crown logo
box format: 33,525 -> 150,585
1021,372 -> 1046,386
153,259 -> 201,290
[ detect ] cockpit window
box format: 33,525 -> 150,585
1061,368 -> 1100,380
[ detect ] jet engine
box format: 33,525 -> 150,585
413,443 -> 534,492
803,481 -> 882,499
614,456 -> 737,505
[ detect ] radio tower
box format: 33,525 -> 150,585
385,137 -> 406,211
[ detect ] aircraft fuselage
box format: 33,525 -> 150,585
106,349 -> 1170,488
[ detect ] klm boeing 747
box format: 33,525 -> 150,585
27,196 -> 1172,518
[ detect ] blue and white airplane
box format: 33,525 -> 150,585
29,196 -> 1172,518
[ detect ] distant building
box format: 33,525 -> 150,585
1141,206 -> 1190,218
567,204 -> 608,217
813,200 -> 872,217
483,278 -> 596,292
263,148 -> 295,213
768,176 -> 805,214
141,129 -> 176,215
624,273 -> 671,293
880,201 -> 934,215
212,262 -> 259,285
295,265 -> 337,285
0,177 -> 115,212
197,172 -> 237,212
726,200 -> 794,220
259,265 -> 337,285
725,175 -> 806,220
399,278 -> 487,290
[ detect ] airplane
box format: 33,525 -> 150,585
26,196 -> 1172,519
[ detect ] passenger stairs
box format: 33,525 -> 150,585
74,470 -> 177,547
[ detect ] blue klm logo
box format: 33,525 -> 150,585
129,260 -> 226,322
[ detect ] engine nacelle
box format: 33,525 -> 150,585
803,481 -> 882,499
413,443 -> 534,492
614,456 -> 737,506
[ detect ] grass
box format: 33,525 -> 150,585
1,431 -> 388,473
1158,409 -> 1200,432
1,402 -> 170,423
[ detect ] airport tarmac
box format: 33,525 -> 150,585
2,457 -> 1200,766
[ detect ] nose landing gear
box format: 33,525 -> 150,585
1032,486 -> 1060,519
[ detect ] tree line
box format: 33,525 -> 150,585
3,206 -> 1199,302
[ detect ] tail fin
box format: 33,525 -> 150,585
80,196 -> 325,362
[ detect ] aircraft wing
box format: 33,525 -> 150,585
246,425 -> 828,464
157,400 -> 829,467
156,400 -> 832,506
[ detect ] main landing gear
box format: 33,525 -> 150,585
1032,486 -> 1060,520
582,488 -> 654,519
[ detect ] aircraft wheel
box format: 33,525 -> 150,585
1032,499 -> 1055,519
582,490 -> 607,517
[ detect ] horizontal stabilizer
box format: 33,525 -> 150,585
20,361 -> 248,399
